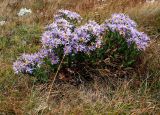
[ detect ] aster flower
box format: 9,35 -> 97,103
73,20 -> 103,53
106,13 -> 137,28
54,9 -> 82,23
13,53 -> 40,74
128,29 -> 150,50
13,49 -> 59,74
42,18 -> 74,49
102,13 -> 150,50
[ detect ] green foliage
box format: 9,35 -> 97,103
95,31 -> 140,67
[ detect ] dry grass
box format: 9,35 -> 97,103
28,81 -> 159,114
0,1 -> 145,26
0,0 -> 160,114
127,1 -> 160,36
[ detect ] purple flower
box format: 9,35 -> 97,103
54,10 -> 82,23
13,48 -> 59,74
102,13 -> 150,50
48,52 -> 59,65
73,20 -> 103,53
105,13 -> 137,29
42,19 -> 103,55
64,45 -> 72,54
129,29 -> 150,50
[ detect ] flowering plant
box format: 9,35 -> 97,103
13,10 -> 150,82
98,13 -> 150,67
0,20 -> 6,26
17,8 -> 32,16
102,13 -> 149,51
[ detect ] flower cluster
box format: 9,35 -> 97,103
102,13 -> 150,50
54,10 -> 82,23
103,13 -> 137,29
14,10 -> 104,74
13,49 -> 59,74
41,18 -> 74,50
13,11 -> 150,75
42,12 -> 103,54
73,21 -> 103,53
0,20 -> 6,26
17,8 -> 32,16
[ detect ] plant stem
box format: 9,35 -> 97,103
41,54 -> 65,115
47,54 -> 65,102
